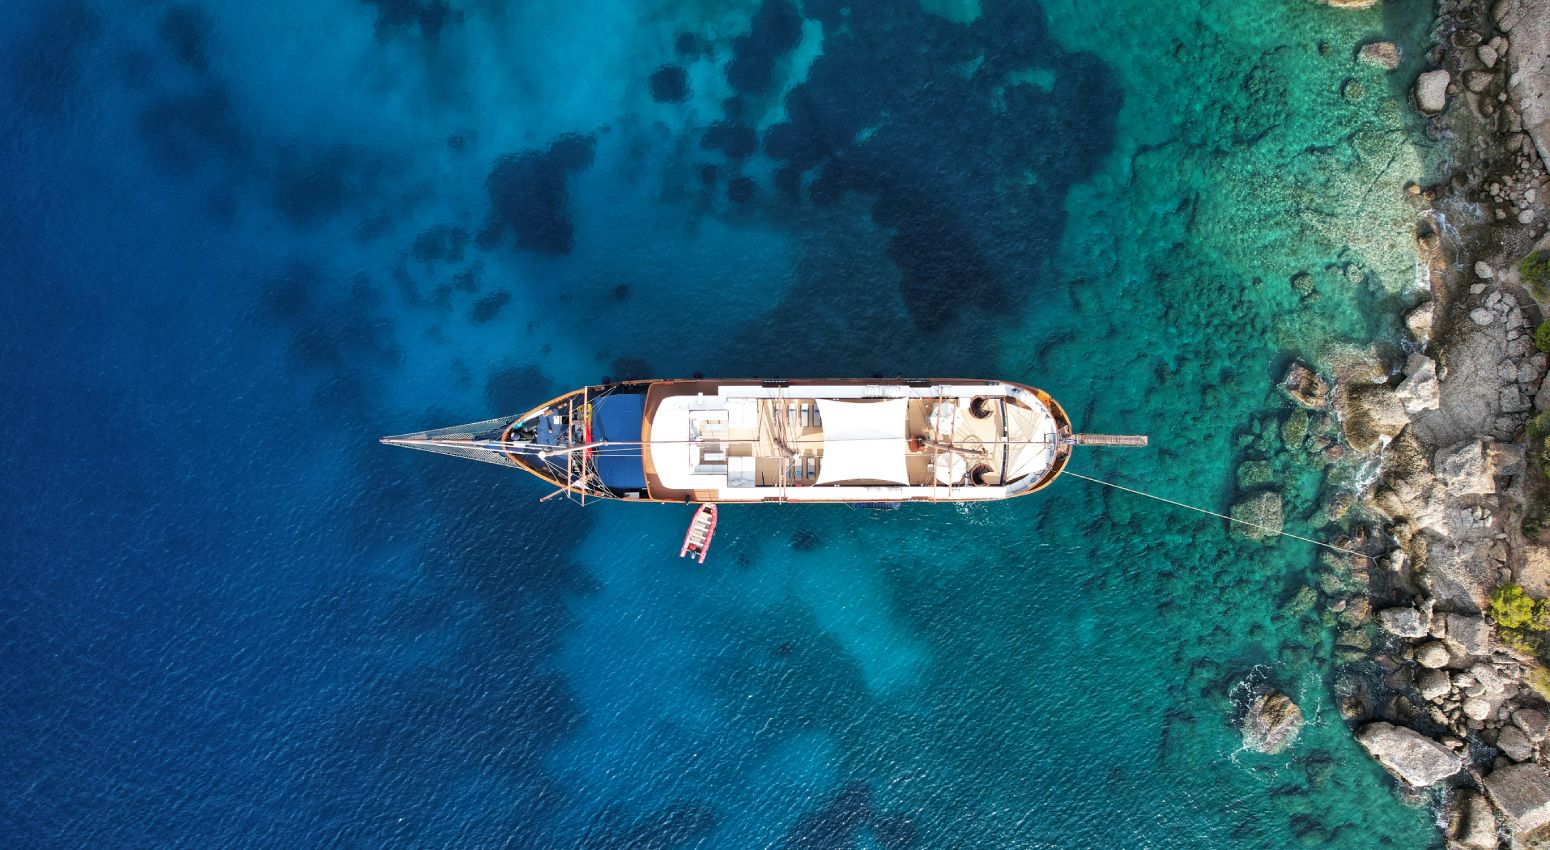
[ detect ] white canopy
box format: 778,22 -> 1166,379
815,399 -> 909,485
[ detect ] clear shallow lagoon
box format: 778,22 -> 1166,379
1,0 -> 1448,846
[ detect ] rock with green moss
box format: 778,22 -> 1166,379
1237,460 -> 1275,489
1317,491 -> 1355,525
1285,585 -> 1319,617
1336,626 -> 1373,650
1230,491 -> 1284,540
1535,321 -> 1550,353
1281,409 -> 1310,451
1304,750 -> 1336,788
1339,597 -> 1372,627
1522,252 -> 1550,300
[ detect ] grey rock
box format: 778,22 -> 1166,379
1418,668 -> 1452,701
1514,708 -> 1550,742
1406,301 -> 1435,343
1484,763 -> 1550,832
1463,696 -> 1493,721
1415,70 -> 1450,114
1500,724 -> 1536,761
1471,307 -> 1496,326
1355,721 -> 1463,786
1416,641 -> 1451,668
1378,606 -> 1430,638
1445,614 -> 1493,657
1496,0 -> 1526,31
1479,43 -> 1500,68
1475,260 -> 1496,279
1396,354 -> 1441,415
1435,440 -> 1496,496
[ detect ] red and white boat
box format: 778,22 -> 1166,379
680,504 -> 717,563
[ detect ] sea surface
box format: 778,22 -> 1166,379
1,0 -> 1450,847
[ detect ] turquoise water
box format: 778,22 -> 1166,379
1,0 -> 1448,846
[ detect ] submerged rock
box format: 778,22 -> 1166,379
1484,763 -> 1550,832
1230,491 -> 1284,539
1236,460 -> 1275,489
1415,70 -> 1450,114
1241,691 -> 1304,754
1358,41 -> 1402,70
1356,722 -> 1463,786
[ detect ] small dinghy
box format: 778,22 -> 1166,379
680,504 -> 717,563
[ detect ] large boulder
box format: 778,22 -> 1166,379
1241,690 -> 1304,754
1230,491 -> 1284,540
1378,606 -> 1430,638
1435,440 -> 1495,496
1484,763 -> 1550,832
1355,722 -> 1463,786
1416,641 -> 1451,668
1414,70 -> 1450,114
1499,725 -> 1536,762
1418,668 -> 1451,701
1340,383 -> 1410,452
1445,613 -> 1494,657
1395,354 -> 1440,415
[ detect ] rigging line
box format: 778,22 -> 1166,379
1063,471 -> 1373,561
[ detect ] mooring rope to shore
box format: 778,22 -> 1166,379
1064,471 -> 1373,561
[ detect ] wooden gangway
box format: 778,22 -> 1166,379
1071,433 -> 1149,447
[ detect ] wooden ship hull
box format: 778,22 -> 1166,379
381,378 -> 1144,505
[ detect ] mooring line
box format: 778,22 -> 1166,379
1064,470 -> 1373,561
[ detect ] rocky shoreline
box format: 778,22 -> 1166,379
1285,0 -> 1550,846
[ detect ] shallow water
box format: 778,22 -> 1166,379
1,0 -> 1447,847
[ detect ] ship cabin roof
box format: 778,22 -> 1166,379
636,380 -> 1068,503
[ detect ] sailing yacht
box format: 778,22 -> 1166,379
381,378 -> 1144,504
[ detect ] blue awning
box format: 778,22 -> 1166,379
591,393 -> 646,491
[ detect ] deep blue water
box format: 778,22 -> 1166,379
3,0 -> 1445,847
